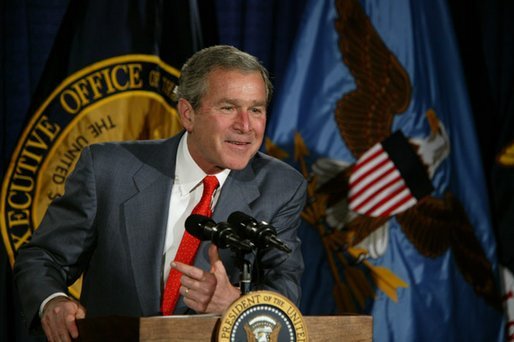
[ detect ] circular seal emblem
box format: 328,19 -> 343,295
218,290 -> 308,342
0,54 -> 182,298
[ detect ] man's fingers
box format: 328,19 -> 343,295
181,272 -> 216,294
68,301 -> 87,338
41,315 -> 60,342
173,246 -> 235,314
175,262 -> 218,313
41,297 -> 86,342
65,312 -> 80,339
76,305 -> 87,319
172,261 -> 203,280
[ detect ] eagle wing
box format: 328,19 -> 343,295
396,194 -> 502,309
334,0 -> 411,158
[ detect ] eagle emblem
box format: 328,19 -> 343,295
267,0 -> 501,312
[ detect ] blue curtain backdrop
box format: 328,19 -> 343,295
1,3 -> 70,341
449,0 -> 514,278
214,0 -> 308,109
1,0 -> 513,341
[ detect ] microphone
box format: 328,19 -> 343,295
185,214 -> 254,252
227,211 -> 292,253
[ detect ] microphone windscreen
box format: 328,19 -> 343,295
227,211 -> 253,225
185,214 -> 213,240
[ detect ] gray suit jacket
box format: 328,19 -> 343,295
14,133 -> 307,330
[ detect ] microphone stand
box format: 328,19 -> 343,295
234,249 -> 253,295
240,258 -> 252,295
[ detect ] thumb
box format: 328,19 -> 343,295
208,243 -> 228,275
75,303 -> 87,319
208,243 -> 220,265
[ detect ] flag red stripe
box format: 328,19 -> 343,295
374,191 -> 415,217
366,185 -> 412,216
350,155 -> 391,187
353,180 -> 405,213
349,169 -> 401,204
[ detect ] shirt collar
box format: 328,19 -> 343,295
175,132 -> 230,195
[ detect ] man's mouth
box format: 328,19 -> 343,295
227,140 -> 250,145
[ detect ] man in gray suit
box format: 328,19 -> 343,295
14,45 -> 307,342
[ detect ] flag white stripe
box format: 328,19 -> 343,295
356,143 -> 382,164
349,160 -> 396,196
351,177 -> 406,213
387,197 -> 418,216
369,189 -> 415,216
349,169 -> 402,208
350,149 -> 389,183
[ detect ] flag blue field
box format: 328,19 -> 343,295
266,0 -> 505,340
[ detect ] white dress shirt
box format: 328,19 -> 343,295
162,132 -> 229,285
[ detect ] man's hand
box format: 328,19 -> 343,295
41,296 -> 86,342
172,244 -> 240,314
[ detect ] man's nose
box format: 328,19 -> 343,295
234,110 -> 251,132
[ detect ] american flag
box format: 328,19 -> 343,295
348,131 -> 433,217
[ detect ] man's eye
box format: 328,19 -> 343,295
250,107 -> 265,115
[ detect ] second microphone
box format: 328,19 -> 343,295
185,214 -> 254,252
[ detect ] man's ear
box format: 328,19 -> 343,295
178,98 -> 194,131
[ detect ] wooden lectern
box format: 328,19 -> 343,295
77,314 -> 372,341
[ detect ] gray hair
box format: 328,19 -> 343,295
176,45 -> 273,109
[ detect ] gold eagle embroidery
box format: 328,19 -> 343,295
309,0 -> 500,311
267,0 -> 500,313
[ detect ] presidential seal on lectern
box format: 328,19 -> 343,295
218,290 -> 308,342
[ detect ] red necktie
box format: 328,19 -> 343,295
161,175 -> 219,315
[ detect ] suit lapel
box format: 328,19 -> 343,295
213,165 -> 260,223
123,136 -> 180,315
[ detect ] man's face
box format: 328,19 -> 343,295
179,68 -> 267,174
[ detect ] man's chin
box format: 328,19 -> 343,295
220,159 -> 252,171
220,164 -> 247,171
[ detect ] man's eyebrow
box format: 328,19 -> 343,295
217,98 -> 266,107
